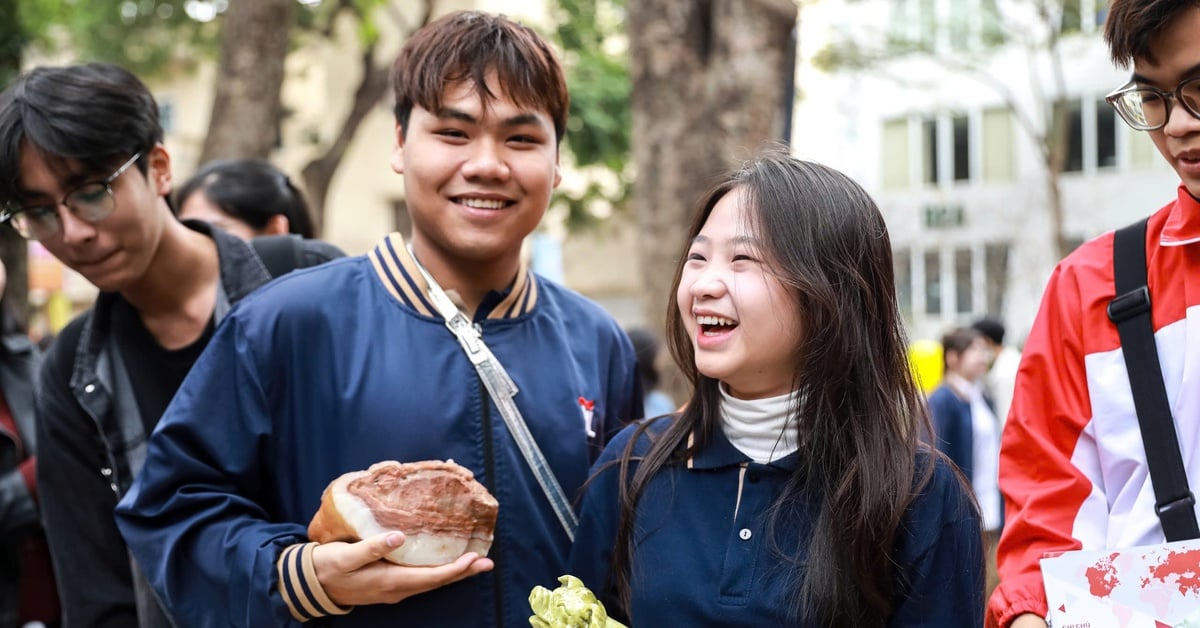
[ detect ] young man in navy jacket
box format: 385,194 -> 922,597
115,11 -> 642,627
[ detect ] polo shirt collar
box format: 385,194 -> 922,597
684,427 -> 800,472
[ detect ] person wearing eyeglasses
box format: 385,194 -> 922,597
988,2 -> 1200,628
0,63 -> 341,628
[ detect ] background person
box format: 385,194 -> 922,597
626,327 -> 677,418
970,316 -> 1020,427
0,257 -> 59,628
927,326 -> 1002,598
175,158 -> 315,240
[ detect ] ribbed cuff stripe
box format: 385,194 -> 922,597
299,543 -> 352,616
276,543 -> 352,621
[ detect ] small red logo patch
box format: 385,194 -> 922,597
578,396 -> 596,437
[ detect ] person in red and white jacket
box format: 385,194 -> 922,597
988,2 -> 1200,627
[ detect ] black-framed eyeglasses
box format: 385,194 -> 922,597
0,151 -> 143,241
1105,76 -> 1200,132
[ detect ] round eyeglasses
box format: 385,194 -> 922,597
1105,76 -> 1200,132
0,152 -> 143,241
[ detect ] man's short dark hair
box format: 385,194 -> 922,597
0,62 -> 162,207
1104,0 -> 1200,69
942,327 -> 983,370
971,317 -> 1005,347
390,11 -> 569,144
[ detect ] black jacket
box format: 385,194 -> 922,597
35,222 -> 342,628
0,330 -> 43,628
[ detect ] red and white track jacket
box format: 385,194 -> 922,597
988,185 -> 1200,627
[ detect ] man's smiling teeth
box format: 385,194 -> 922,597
696,315 -> 736,327
458,197 -> 507,209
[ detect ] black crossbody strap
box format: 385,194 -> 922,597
250,234 -> 304,279
1107,217 -> 1199,541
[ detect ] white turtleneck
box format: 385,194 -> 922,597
719,385 -> 800,464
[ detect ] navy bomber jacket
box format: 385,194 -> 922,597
115,233 -> 643,627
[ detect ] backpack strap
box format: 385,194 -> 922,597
250,234 -> 304,279
1107,217 -> 1199,541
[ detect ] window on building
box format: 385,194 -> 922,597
982,108 -> 1014,182
954,248 -> 973,313
1064,100 -> 1084,172
923,118 -> 939,185
919,114 -> 970,186
980,0 -> 1004,45
918,0 -> 936,48
1096,98 -> 1117,169
985,243 -> 1009,316
949,0 -> 970,50
924,250 -> 941,315
895,248 -> 912,320
1055,98 -> 1119,173
883,118 -> 910,189
906,242 -> 1010,326
953,115 -> 971,181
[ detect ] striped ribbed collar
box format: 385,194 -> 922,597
367,233 -> 538,320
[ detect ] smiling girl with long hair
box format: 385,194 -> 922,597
567,149 -> 984,626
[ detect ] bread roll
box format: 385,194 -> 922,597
308,460 -> 498,567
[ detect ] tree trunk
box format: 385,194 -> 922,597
199,0 -> 293,163
300,0 -> 434,236
300,46 -> 391,235
0,0 -> 29,328
628,0 -> 797,396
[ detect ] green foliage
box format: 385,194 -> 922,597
14,0 -> 341,80
552,0 -> 631,231
0,0 -> 24,87
18,0 -> 223,78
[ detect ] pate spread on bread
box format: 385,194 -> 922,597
307,460 -> 499,567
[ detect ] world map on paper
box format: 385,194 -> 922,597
1043,542 -> 1200,628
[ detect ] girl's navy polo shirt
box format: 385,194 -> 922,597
566,419 -> 984,626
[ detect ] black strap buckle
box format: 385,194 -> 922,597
1108,286 -> 1151,323
1155,491 -> 1197,518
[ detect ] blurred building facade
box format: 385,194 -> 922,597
26,0 -> 1180,342
791,0 -> 1179,343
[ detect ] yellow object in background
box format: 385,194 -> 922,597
908,339 -> 944,394
45,291 -> 73,335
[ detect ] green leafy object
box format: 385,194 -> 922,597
528,575 -> 627,628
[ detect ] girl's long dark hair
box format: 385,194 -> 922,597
609,149 -> 934,625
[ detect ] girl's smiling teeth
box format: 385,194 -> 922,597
696,314 -> 738,335
456,196 -> 510,209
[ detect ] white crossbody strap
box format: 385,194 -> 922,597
411,255 -> 579,540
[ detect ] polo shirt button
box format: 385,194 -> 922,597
738,528 -> 752,540
84,384 -> 96,393
747,472 -> 760,483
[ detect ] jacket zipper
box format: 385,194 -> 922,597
479,376 -> 504,627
